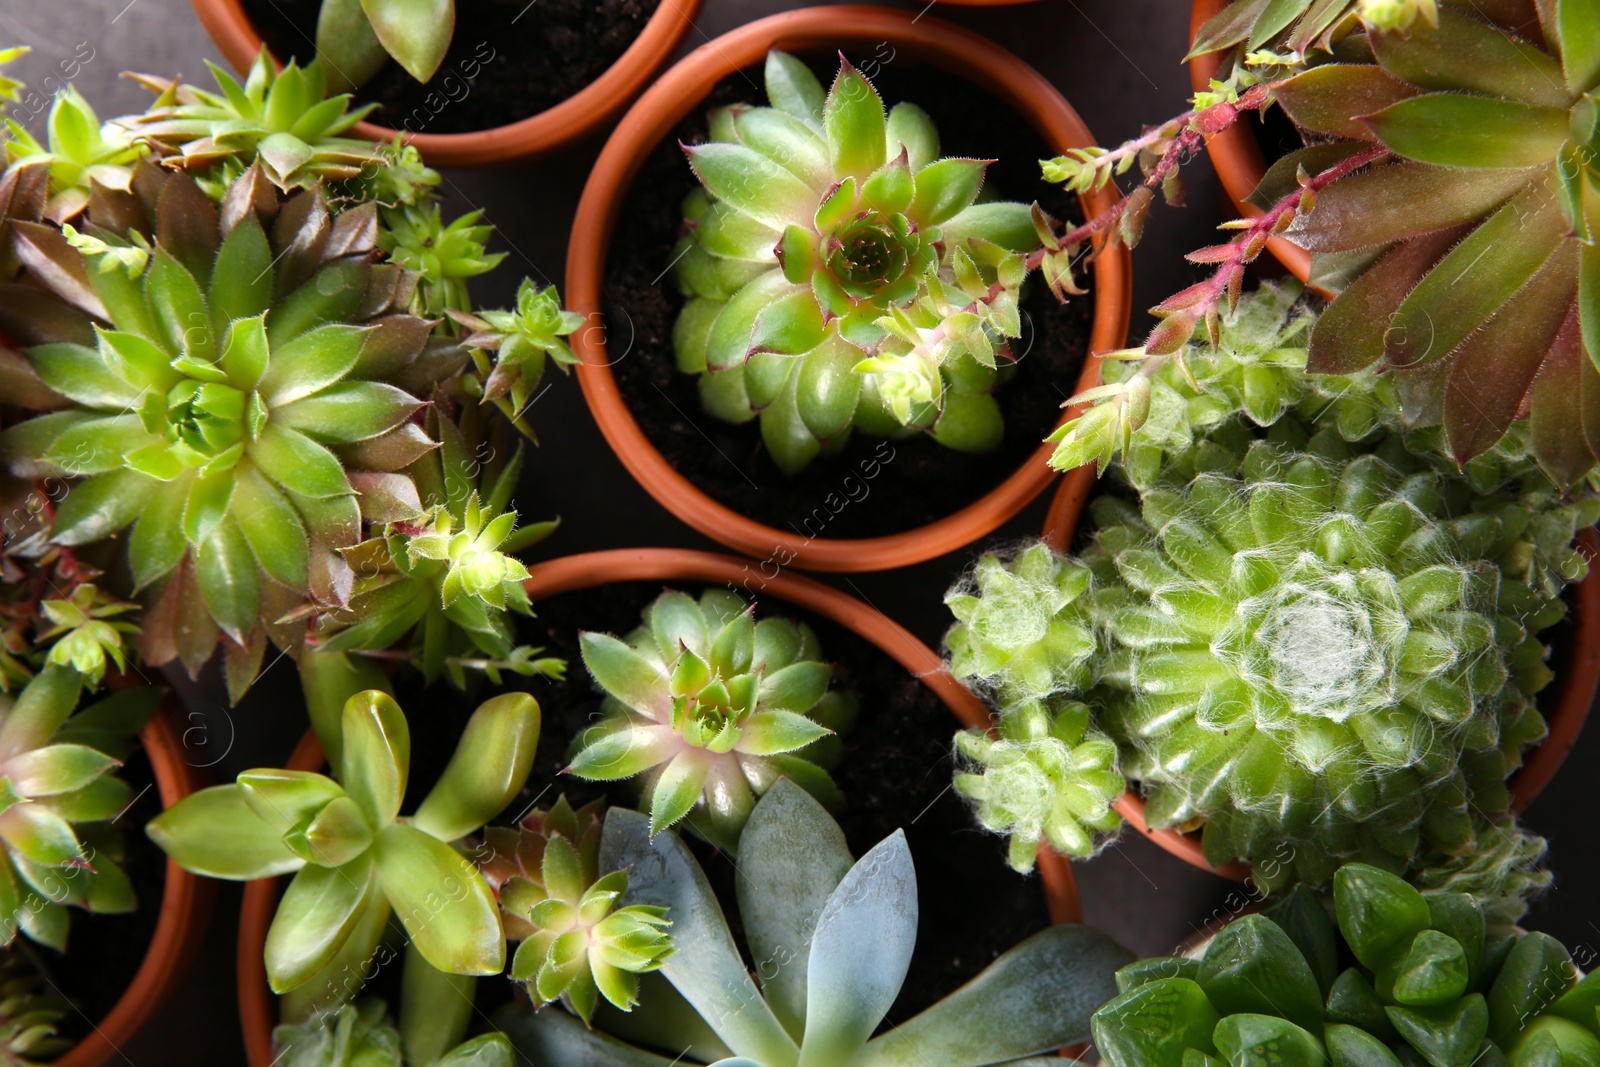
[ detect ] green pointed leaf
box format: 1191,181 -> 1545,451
1487,933 -> 1576,1048
1273,65 -> 1418,141
1363,95 -> 1570,168
129,477 -> 192,587
749,289 -> 825,356
5,743 -> 116,797
257,324 -> 365,405
250,423 -> 353,499
651,592 -> 709,662
146,783 -> 304,879
736,711 -> 830,755
824,61 -> 887,179
277,381 -> 422,443
765,51 -> 825,128
648,750 -> 709,837
220,314 -> 270,392
232,464 -> 309,589
757,662 -> 829,715
361,0 -> 455,82
412,692 -> 540,842
567,726 -> 677,781
1558,0 -> 1600,94
210,214 -> 274,326
28,343 -> 144,409
1214,1014 -> 1328,1067
1092,977 -> 1221,1067
1385,995 -> 1487,1067
339,690 -> 409,828
195,516 -> 260,641
1198,915 -> 1325,1034
1335,863 -> 1432,971
0,666 -> 81,761
374,821 -> 503,974
1325,1024 -> 1404,1067
910,158 -> 987,226
0,804 -> 83,867
1288,164 -> 1527,253
148,249 -> 213,362
265,855 -> 377,993
581,633 -> 669,716
297,795 -> 374,868
237,768 -> 347,836
51,469 -> 148,546
687,143 -> 818,230
886,103 -> 939,171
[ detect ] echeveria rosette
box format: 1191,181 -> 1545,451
146,681 -> 539,1015
451,279 -> 585,440
567,589 -> 855,852
272,999 -> 514,1067
1083,438 -> 1546,895
496,780 -> 1133,1067
0,161 -> 451,698
672,51 -> 1038,474
310,406 -> 563,690
1093,862 -> 1598,1067
1259,0 -> 1600,484
3,86 -> 144,223
0,664 -> 155,952
121,48 -> 385,194
481,795 -> 674,1024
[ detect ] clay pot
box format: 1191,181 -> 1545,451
566,7 -> 1132,572
187,0 -> 703,167
1043,474 -> 1600,883
58,692 -> 214,1067
236,547 -> 1085,1064
1188,0 -> 1314,284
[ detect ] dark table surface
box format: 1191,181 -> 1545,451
4,0 -> 1597,1061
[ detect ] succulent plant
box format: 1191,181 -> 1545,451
121,49 -> 385,194
672,51 -> 1040,474
35,583 -> 139,689
274,999 -> 513,1067
0,47 -> 26,114
450,280 -> 584,441
496,780 -> 1132,1067
1093,862 -> 1599,1067
480,795 -> 674,1024
146,677 -> 539,1001
307,405 -> 563,690
0,159 -> 456,699
3,86 -> 143,221
377,205 -> 504,321
567,589 -> 855,852
0,949 -> 68,1067
313,0 -> 456,93
0,664 -> 155,951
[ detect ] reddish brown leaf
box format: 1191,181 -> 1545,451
1287,161 -> 1527,252
10,222 -> 107,320
155,169 -> 219,282
1528,303 -> 1596,485
1274,64 -> 1420,141
1308,227 -> 1465,375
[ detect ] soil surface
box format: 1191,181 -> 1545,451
602,53 -> 1095,541
242,0 -> 658,135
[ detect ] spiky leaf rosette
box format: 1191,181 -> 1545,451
1254,1 -> 1600,484
481,795 -> 673,1024
0,948 -> 68,1067
672,50 -> 1038,474
1081,435 -> 1556,893
308,404 -> 564,690
120,49 -> 384,194
450,279 -> 584,441
567,589 -> 855,852
3,86 -> 144,222
954,698 -> 1123,871
376,204 -> 505,321
1092,862 -> 1595,1067
0,160 -> 458,698
272,999 -> 514,1067
0,665 -> 155,951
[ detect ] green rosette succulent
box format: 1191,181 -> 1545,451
273,999 -> 514,1067
497,780 -> 1132,1067
1094,862 -> 1599,1067
480,795 -> 674,1024
0,949 -> 68,1067
0,159 -> 455,698
567,589 -> 856,852
308,405 -> 563,690
673,50 -> 1039,473
147,671 -> 538,1009
0,664 -> 155,951
3,85 -> 144,222
377,205 -> 505,320
1080,433 -> 1559,892
121,49 -> 385,194
450,279 -> 584,440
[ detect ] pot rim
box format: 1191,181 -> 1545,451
185,0 -> 705,167
1187,0 -> 1315,287
57,691 -> 213,1067
235,546 -> 1084,1065
1044,475 -> 1600,884
565,6 -> 1133,573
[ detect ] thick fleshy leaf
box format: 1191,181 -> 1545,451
599,807 -> 796,1065
1561,0 -> 1600,93
0,804 -> 84,867
1307,227 -> 1465,375
825,61 -> 887,179
278,381 -> 422,443
757,663 -> 829,714
798,831 -> 918,1067
146,783 -> 304,879
237,768 -> 346,836
1273,65 -> 1418,141
232,464 -> 310,589
1198,915 -> 1325,1035
860,925 -> 1132,1067
1335,863 -> 1432,971
258,324 -> 365,405
910,158 -> 987,226
735,780 -> 854,1038
361,0 -> 454,82
1529,306 -> 1595,484
210,214 -> 274,327
374,821 -> 503,974
195,517 -> 261,641
147,250 -> 213,362
734,108 -> 831,190
496,1002 -> 690,1067
316,0 -> 390,96
28,343 -> 145,409
52,468 -> 149,545
0,665 -> 81,761
1214,1014 -> 1328,1067
649,749 -> 710,836
5,743 -> 117,797
1363,96 -> 1570,168
736,711 -> 830,756
251,423 -> 353,499
795,336 -> 861,441
412,692 -> 539,842
400,942 -> 478,1066
265,854 -> 377,993
651,592 -> 709,662
568,724 -> 679,781
765,51 -> 826,129
1487,933 -> 1576,1048
339,690 -> 409,828
129,478 -> 191,587
749,289 -> 826,357
581,633 -> 670,717
1385,183 -> 1566,369
1289,163 -> 1527,252
707,270 -> 792,371
687,144 -> 818,230
1374,10 -> 1568,106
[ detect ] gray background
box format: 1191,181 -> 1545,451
3,0 -> 1597,1061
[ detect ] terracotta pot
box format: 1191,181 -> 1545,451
1188,0 -> 1314,285
236,546 -> 1085,1065
188,0 -> 703,167
1044,475 -> 1600,883
566,7 -> 1132,573
57,692 -> 214,1067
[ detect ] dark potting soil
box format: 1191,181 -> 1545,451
41,742 -> 166,1046
480,579 -> 1051,1030
240,0 -> 658,135
603,54 -> 1095,541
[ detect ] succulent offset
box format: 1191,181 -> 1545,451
497,780 -> 1132,1067
451,280 -> 584,440
673,51 -> 1040,473
567,589 -> 854,851
0,160 -> 453,699
1094,862 -> 1600,1067
147,673 -> 538,1005
3,86 -> 144,222
480,795 -> 673,1024
377,205 -> 504,320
